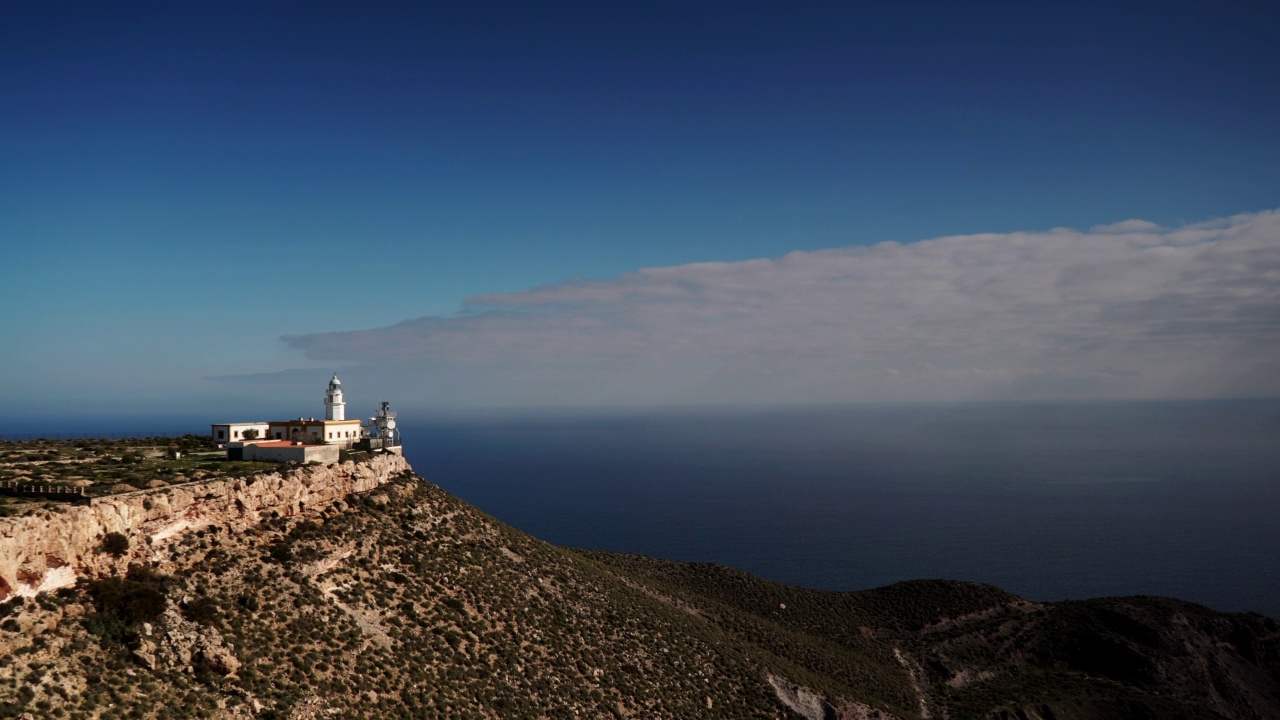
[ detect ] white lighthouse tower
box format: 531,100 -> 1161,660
324,374 -> 345,421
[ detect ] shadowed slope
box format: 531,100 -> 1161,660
582,552 -> 1280,719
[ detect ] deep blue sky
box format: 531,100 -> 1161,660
2,1 -> 1278,416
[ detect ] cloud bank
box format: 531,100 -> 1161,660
286,210 -> 1280,406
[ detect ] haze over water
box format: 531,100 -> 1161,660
400,400 -> 1280,619
7,400 -> 1277,618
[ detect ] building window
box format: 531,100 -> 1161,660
217,430 -> 225,439
233,430 -> 240,438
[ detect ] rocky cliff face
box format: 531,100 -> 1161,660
0,453 -> 410,601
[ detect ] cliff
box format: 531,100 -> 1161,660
1,462 -> 1277,719
0,452 -> 409,601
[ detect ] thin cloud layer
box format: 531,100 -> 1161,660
286,210 -> 1280,406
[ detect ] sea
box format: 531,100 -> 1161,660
8,400 -> 1280,618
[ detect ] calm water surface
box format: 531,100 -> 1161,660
399,401 -> 1280,618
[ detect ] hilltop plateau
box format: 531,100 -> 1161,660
0,450 -> 1277,719
0,437 -> 273,516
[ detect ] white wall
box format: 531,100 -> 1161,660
211,423 -> 270,444
320,421 -> 362,446
242,443 -> 340,465
325,388 -> 345,421
264,421 -> 362,446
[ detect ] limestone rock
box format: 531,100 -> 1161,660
0,453 -> 409,601
767,674 -> 840,720
132,638 -> 157,670
195,642 -> 241,677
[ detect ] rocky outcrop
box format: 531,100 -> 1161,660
153,604 -> 241,678
766,674 -> 904,720
767,674 -> 838,720
0,452 -> 410,601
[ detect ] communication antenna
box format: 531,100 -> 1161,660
370,400 -> 399,447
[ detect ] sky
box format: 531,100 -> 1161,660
2,1 -> 1278,418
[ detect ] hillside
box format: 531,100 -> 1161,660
2,469 -> 1277,719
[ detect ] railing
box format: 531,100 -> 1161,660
0,481 -> 93,505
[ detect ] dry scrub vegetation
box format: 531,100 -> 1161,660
0,476 -> 797,719
0,437 -> 275,517
1,471 -> 1277,720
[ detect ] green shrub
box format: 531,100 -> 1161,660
0,597 -> 22,618
101,532 -> 130,558
267,541 -> 293,564
83,612 -> 129,644
182,596 -> 220,624
84,577 -> 167,627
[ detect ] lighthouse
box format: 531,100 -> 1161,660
324,374 -> 345,421
216,374 -> 390,457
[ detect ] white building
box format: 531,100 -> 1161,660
264,418 -> 363,446
211,422 -> 271,446
231,440 -> 340,465
213,374 -> 365,450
